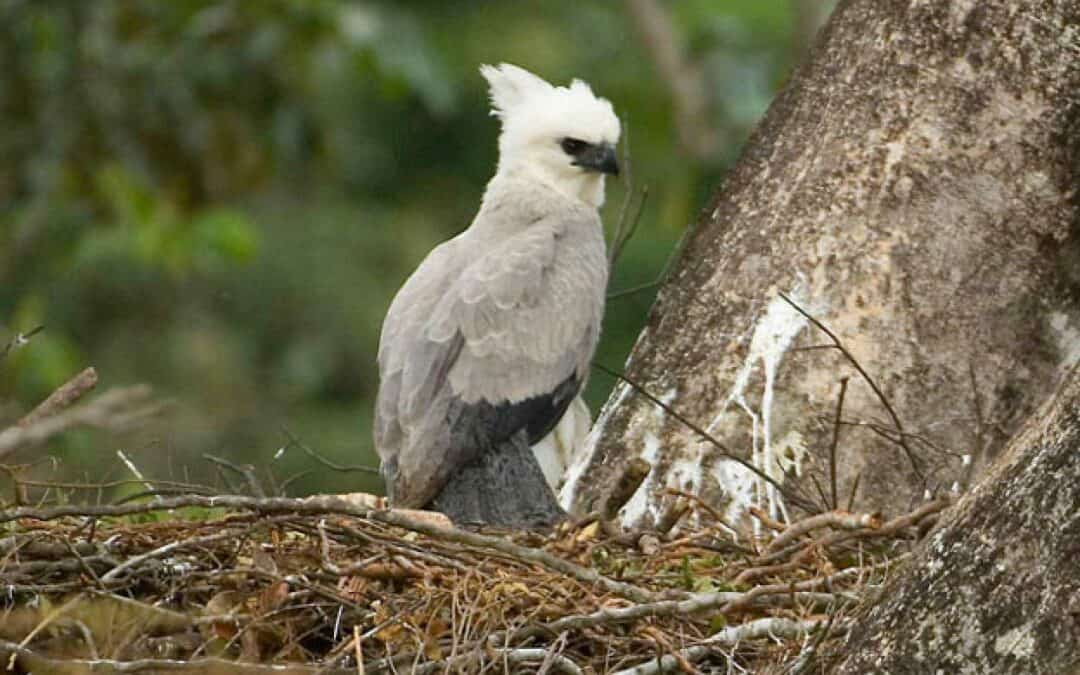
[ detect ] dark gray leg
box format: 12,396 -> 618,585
428,431 -> 566,528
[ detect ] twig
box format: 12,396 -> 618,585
99,529 -> 244,583
203,454 -> 266,497
7,593 -> 84,670
116,450 -> 161,502
16,367 -> 98,427
9,477 -> 212,494
777,292 -> 925,482
748,506 -> 786,533
607,279 -> 662,301
665,488 -> 732,529
846,472 -> 862,512
750,498 -> 950,568
354,625 -> 365,675
278,429 -> 379,475
609,188 -> 649,269
0,325 -> 44,363
766,510 -> 882,553
828,377 -> 849,509
403,647 -> 584,675
608,196 -> 699,304
609,119 -> 638,267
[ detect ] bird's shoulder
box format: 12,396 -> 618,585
378,235 -> 466,363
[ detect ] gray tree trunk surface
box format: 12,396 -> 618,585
562,0 -> 1080,529
834,365 -> 1080,673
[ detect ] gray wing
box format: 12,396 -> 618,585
375,211 -> 607,508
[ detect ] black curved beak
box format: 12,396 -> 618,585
573,142 -> 619,176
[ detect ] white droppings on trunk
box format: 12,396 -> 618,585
1049,311 -> 1080,369
994,625 -> 1036,659
615,386 -> 679,525
703,291 -> 810,523
559,380 -> 632,508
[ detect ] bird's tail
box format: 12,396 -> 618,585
428,430 -> 566,528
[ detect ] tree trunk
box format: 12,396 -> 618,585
562,0 -> 1080,526
834,365 -> 1080,673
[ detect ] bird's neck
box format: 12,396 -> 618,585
494,162 -> 606,209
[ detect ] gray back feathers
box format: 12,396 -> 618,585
375,176 -> 608,508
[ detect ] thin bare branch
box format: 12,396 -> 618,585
778,292 -> 925,482
828,377 -> 849,509
203,454 -> 266,497
278,428 -> 379,475
0,325 -> 44,363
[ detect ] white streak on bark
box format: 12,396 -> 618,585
707,292 -> 811,523
617,387 -> 678,525
1049,312 -> 1080,370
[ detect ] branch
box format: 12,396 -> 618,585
16,367 -> 98,427
828,377 -> 850,509
750,497 -> 950,569
0,385 -> 163,462
623,0 -> 718,160
766,510 -> 882,553
278,428 -> 379,475
0,325 -> 44,362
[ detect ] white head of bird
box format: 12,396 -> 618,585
480,63 -> 621,208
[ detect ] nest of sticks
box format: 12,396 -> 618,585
1,490 -> 947,674
0,365 -> 949,673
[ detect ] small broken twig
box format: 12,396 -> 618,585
17,367 -> 99,427
828,377 -> 849,509
766,510 -> 882,553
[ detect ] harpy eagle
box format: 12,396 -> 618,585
374,63 -> 620,526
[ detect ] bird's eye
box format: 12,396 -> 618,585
560,138 -> 588,155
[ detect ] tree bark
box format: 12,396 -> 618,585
563,0 -> 1080,525
834,365 -> 1080,673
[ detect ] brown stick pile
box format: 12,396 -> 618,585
0,489 -> 947,674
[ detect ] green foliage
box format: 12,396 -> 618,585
0,0 -> 808,496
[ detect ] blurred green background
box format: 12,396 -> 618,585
0,0 -> 831,497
